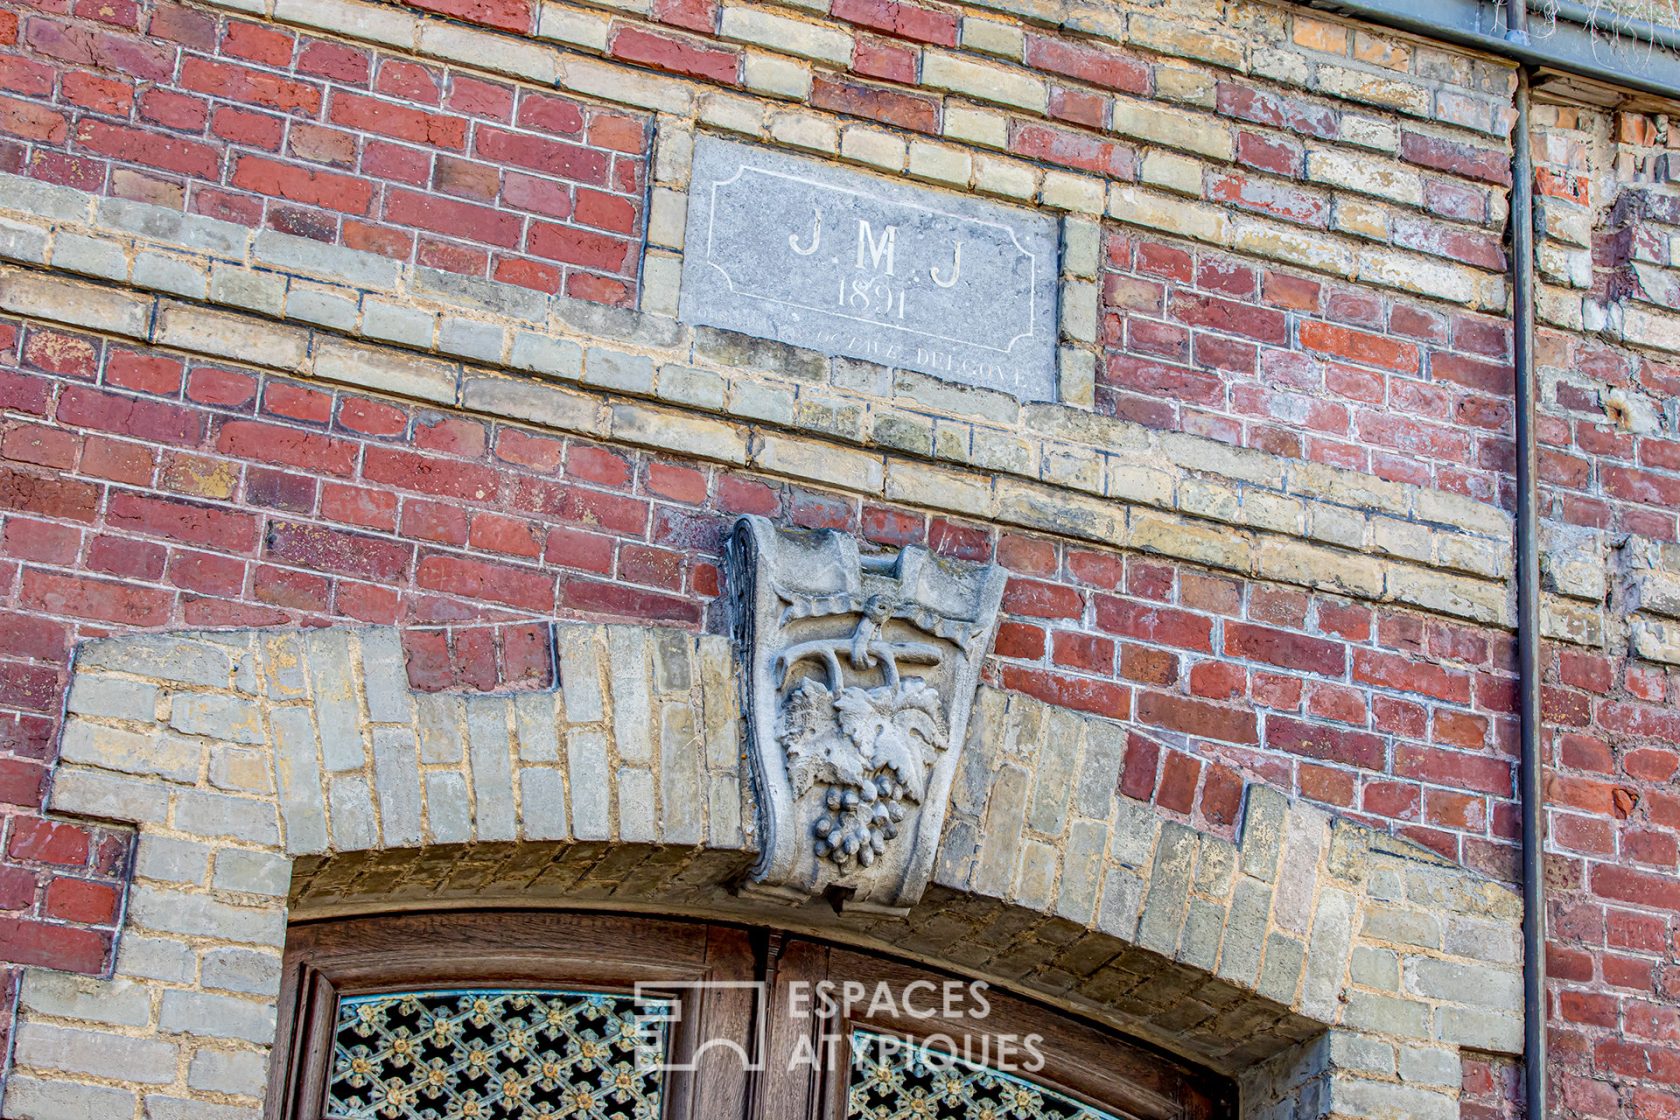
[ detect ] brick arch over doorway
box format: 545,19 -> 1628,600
5,621 -> 1520,1119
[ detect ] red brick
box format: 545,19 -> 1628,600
992,620 -> 1045,660
215,419 -> 357,477
1093,597 -> 1213,651
22,569 -> 171,626
418,552 -> 554,612
609,25 -> 740,83
44,876 -> 119,924
1208,171 -> 1328,227
1119,731 -> 1159,800
1000,665 -> 1130,719
830,0 -> 957,45
1003,577 -> 1083,619
265,521 -> 413,581
1157,750 -> 1202,813
7,818 -> 89,866
1011,121 -> 1133,178
0,916 -> 109,972
1023,33 -> 1149,94
230,154 -> 371,214
1268,714 -> 1385,769
1137,691 -> 1257,744
852,35 -> 917,83
363,446 -> 501,503
560,576 -> 699,623
59,385 -> 204,446
1224,621 -> 1345,675
811,73 -> 939,135
406,0 -> 533,33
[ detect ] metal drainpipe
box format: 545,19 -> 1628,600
1508,42 -> 1547,1120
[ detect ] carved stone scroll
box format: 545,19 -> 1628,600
726,515 -> 1006,913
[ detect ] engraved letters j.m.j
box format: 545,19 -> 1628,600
727,516 -> 1006,913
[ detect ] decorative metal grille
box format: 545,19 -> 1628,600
846,1030 -> 1125,1120
327,989 -> 668,1120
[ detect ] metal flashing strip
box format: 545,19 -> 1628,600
1311,0 -> 1680,102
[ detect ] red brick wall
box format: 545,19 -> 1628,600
0,315 -> 1532,1059
0,0 -> 651,303
1099,228 -> 1516,509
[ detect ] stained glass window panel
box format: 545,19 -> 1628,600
327,989 -> 669,1120
846,1029 -> 1126,1120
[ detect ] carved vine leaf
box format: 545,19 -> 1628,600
780,677 -> 950,869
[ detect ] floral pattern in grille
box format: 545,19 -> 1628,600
328,989 -> 668,1120
846,1030 -> 1125,1120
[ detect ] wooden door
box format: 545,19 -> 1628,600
268,912 -> 1232,1120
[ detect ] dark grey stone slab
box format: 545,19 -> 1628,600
680,137 -> 1059,401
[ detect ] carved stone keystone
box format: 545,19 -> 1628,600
727,515 -> 1006,913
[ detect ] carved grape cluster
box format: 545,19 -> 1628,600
813,774 -> 909,868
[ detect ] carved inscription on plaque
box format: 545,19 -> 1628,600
679,137 -> 1060,401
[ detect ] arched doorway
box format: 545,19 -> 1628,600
267,911 -> 1233,1120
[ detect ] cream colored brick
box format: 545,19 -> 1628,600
1353,30 -> 1411,71
1358,248 -> 1480,306
908,141 -> 971,186
1155,66 -> 1216,108
1062,217 -> 1101,279
0,268 -> 152,339
924,53 -> 1046,114
720,7 -> 852,65
567,55 -> 691,113
1314,64 -> 1431,117
841,127 -> 908,172
1129,14 -> 1244,69
654,119 -> 694,184
1108,184 -> 1230,245
420,20 -> 559,83
1333,198 -> 1390,240
944,104 -> 1009,149
768,109 -> 838,153
884,461 -> 994,518
641,250 -> 682,319
1040,170 -> 1104,214
1257,538 -> 1384,597
273,0 -> 418,47
974,154 -> 1037,201
1306,149 -> 1423,206
1106,460 -> 1174,507
1131,510 -> 1249,571
1180,478 -> 1240,523
1252,45 -> 1312,86
1293,15 -> 1348,53
1058,347 -> 1095,408
535,1 -> 609,50
1061,278 -> 1099,343
1232,218 -> 1356,277
700,92 -> 766,136
154,302 -> 309,370
1111,100 -> 1231,161
1339,114 -> 1401,152
754,433 -> 883,493
744,52 -> 812,99
960,16 -> 1023,58
1140,150 -> 1204,196
315,339 -> 458,404
647,187 -> 687,249
611,402 -> 749,464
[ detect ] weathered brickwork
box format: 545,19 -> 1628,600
0,0 -> 652,303
0,623 -> 1519,1120
1100,228 -> 1516,507
0,0 -> 1671,1113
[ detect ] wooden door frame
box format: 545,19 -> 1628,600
267,909 -> 1234,1120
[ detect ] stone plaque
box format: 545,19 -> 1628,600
679,137 -> 1060,401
